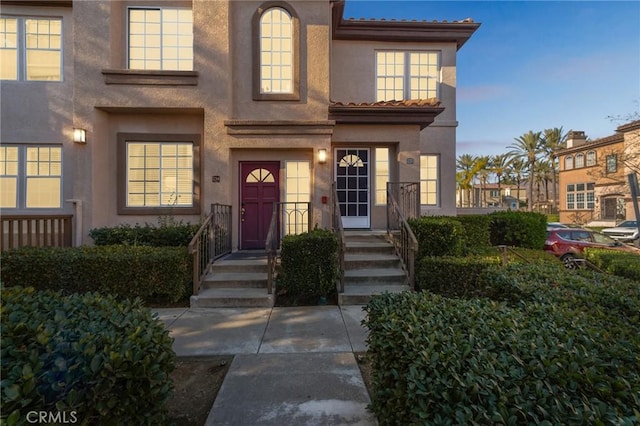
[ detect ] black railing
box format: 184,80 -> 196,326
387,182 -> 420,220
386,184 -> 419,290
188,203 -> 232,295
331,183 -> 346,293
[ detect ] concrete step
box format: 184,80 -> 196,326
210,258 -> 268,273
344,268 -> 407,285
190,288 -> 274,308
201,272 -> 268,289
344,253 -> 401,270
343,231 -> 389,243
344,241 -> 396,255
339,284 -> 410,305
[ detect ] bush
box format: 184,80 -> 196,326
364,270 -> 640,425
1,287 -> 175,425
456,215 -> 492,252
278,228 -> 339,304
489,211 -> 547,249
408,216 -> 465,257
584,248 -> 640,282
1,246 -> 189,303
89,222 -> 199,247
416,256 -> 500,297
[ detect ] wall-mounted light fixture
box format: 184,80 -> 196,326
73,128 -> 86,144
318,148 -> 327,164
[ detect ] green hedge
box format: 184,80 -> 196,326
278,228 -> 339,304
408,217 -> 465,257
489,211 -> 547,249
416,256 -> 500,297
584,248 -> 640,282
89,222 -> 199,247
364,267 -> 640,424
1,287 -> 175,425
456,215 -> 492,252
1,246 -> 189,303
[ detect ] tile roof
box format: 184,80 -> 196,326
346,17 -> 475,24
330,98 -> 441,107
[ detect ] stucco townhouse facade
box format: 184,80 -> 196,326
1,0 -> 479,251
557,121 -> 640,226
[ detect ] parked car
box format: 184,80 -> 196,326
601,220 -> 639,243
547,222 -> 569,229
544,228 -> 638,268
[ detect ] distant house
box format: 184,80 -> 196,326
1,0 -> 479,250
457,183 -> 527,209
556,121 -> 640,225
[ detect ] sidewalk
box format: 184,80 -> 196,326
153,306 -> 377,425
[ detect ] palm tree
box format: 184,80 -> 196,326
456,154 -> 477,207
475,156 -> 491,207
489,154 -> 512,207
508,131 -> 543,211
506,157 -> 527,209
541,127 -> 567,213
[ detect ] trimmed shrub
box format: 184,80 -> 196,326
364,270 -> 640,425
584,248 -> 640,282
1,245 -> 189,302
489,211 -> 547,249
416,256 -> 500,297
278,228 -> 339,304
456,214 -> 492,252
408,216 -> 465,257
1,287 -> 175,425
89,222 -> 199,247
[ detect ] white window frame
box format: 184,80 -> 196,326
586,150 -> 596,167
575,153 -> 585,168
0,144 -> 63,209
127,7 -> 193,71
420,154 -> 439,206
566,182 -> 594,210
376,50 -> 440,101
564,155 -> 574,170
1,16 -> 63,81
259,7 -> 293,95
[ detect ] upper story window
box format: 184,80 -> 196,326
376,51 -> 440,101
564,155 -> 573,170
606,154 -> 617,173
1,145 -> 63,209
575,153 -> 584,168
128,7 -> 193,71
1,16 -> 62,81
253,3 -> 300,101
586,150 -> 596,167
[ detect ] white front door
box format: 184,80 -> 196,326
335,148 -> 370,228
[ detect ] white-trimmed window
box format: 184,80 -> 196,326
259,7 -> 293,94
1,145 -> 62,209
375,148 -> 389,205
575,153 -> 584,168
566,182 -> 594,210
376,51 -> 440,101
1,16 -> 62,81
420,155 -> 439,205
564,155 -> 573,170
118,133 -> 200,215
284,161 -> 310,235
606,154 -> 617,173
586,150 -> 596,167
128,7 -> 193,70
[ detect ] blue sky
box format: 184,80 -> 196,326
344,1 -> 640,157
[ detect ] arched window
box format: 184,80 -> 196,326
564,155 -> 574,170
575,153 -> 584,168
253,3 -> 300,100
586,150 -> 596,166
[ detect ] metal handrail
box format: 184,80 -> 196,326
331,183 -> 346,293
266,205 -> 279,295
386,186 -> 419,290
187,203 -> 231,295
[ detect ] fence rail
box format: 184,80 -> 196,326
1,215 -> 73,251
188,203 -> 232,295
386,184 -> 419,290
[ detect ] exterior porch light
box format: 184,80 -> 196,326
318,148 -> 327,164
73,128 -> 86,144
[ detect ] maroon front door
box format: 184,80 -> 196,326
240,162 -> 280,249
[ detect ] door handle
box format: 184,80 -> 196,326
241,207 -> 246,222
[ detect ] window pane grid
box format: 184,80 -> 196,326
566,182 -> 594,211
25,18 -> 62,80
375,148 -> 389,205
128,8 -> 193,71
285,161 -> 310,235
377,51 -> 439,101
127,142 -> 193,207
260,8 -> 293,94
1,18 -> 18,80
420,155 -> 438,205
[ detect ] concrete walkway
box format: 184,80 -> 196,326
154,306 -> 377,425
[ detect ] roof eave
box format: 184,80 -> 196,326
328,105 -> 445,130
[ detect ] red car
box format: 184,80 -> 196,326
544,228 -> 638,268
